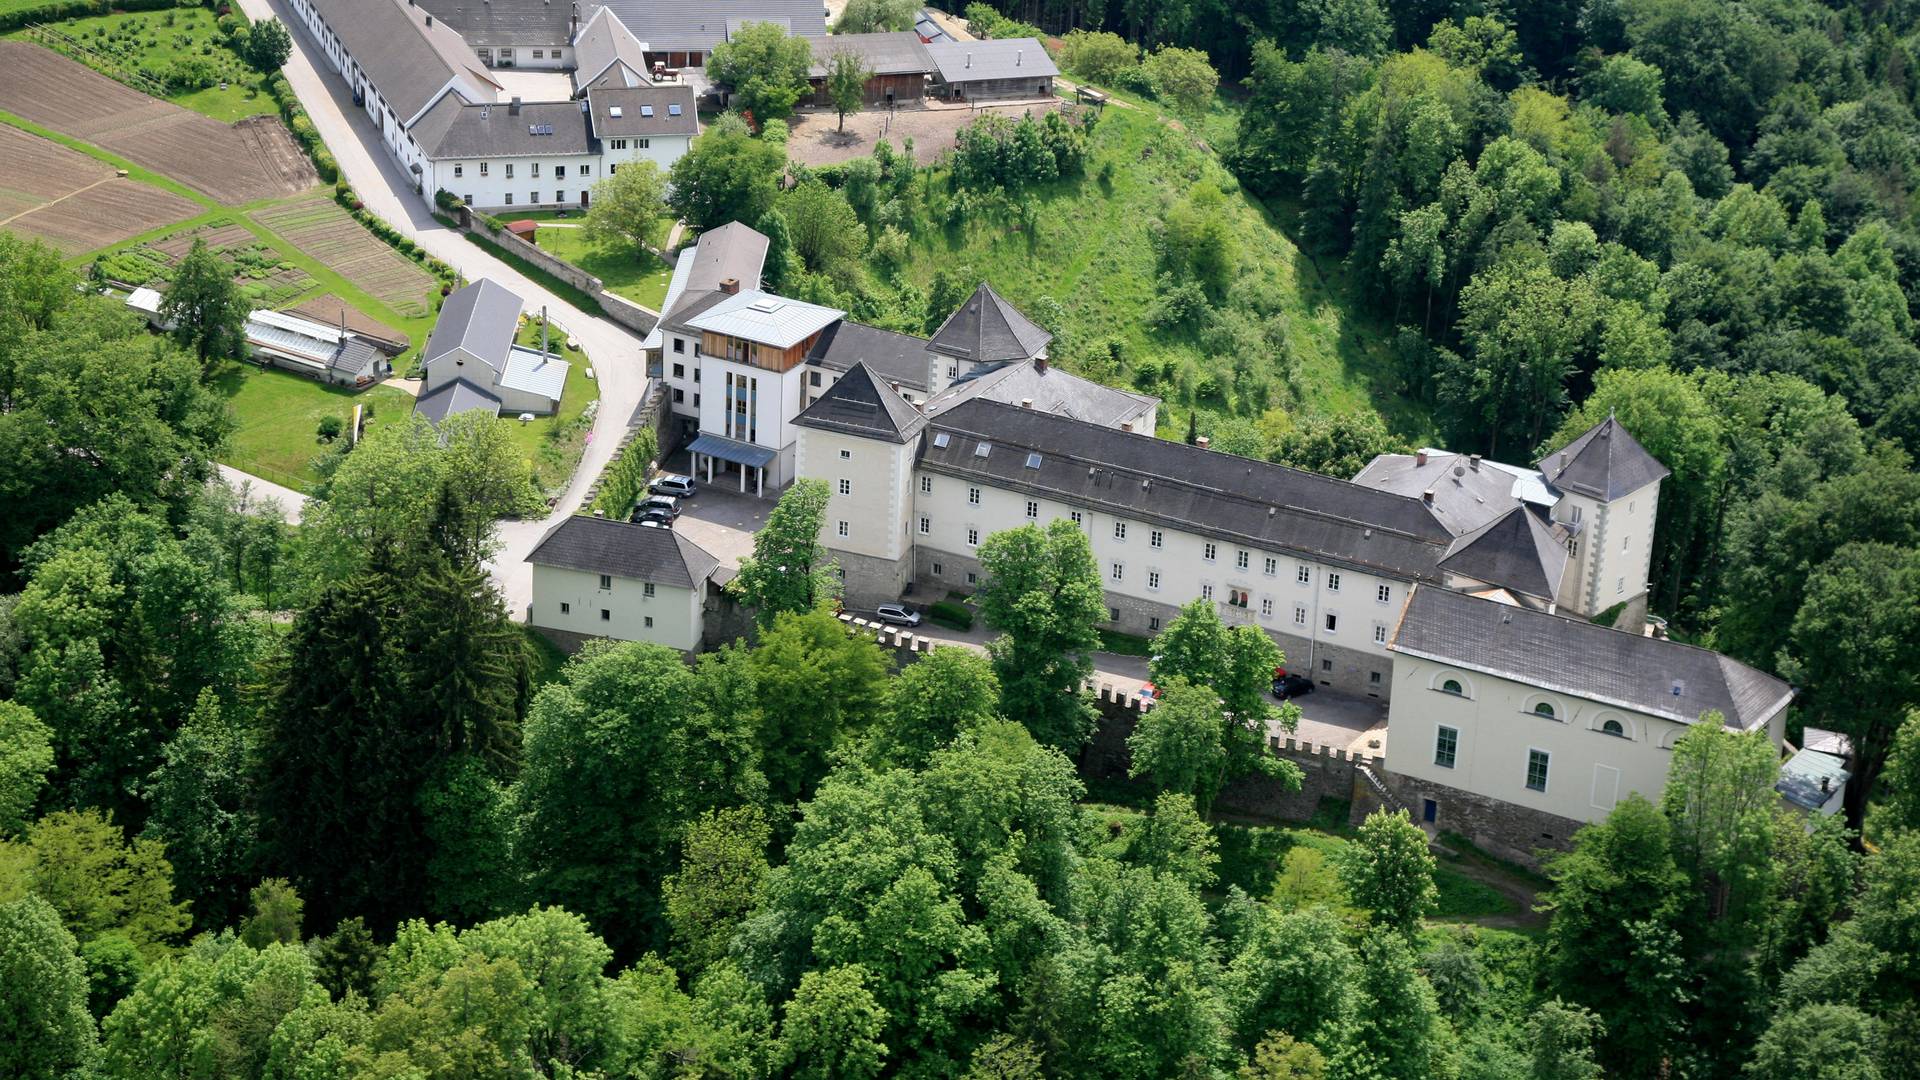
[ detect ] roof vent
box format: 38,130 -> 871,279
974,441 -> 992,458
747,298 -> 782,313
424,13 -> 433,25
609,105 -> 623,117
1364,527 -> 1373,539
1469,453 -> 1481,471
510,96 -> 522,113
641,104 -> 654,117
1020,397 -> 1032,408
1195,435 -> 1210,449
965,51 -> 972,68
1454,464 -> 1465,477
1671,679 -> 1685,697
1141,478 -> 1150,490
1416,449 -> 1428,466
1025,452 -> 1042,469
932,432 -> 950,448
1422,490 -> 1434,505
1016,49 -> 1021,65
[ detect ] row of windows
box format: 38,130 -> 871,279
606,138 -> 652,150
465,191 -> 576,206
1434,727 -> 1552,793
555,602 -> 655,629
1434,678 -> 1633,739
922,478 -> 1396,603
594,574 -> 657,598
451,161 -> 588,180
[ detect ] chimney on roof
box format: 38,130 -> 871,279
510,96 -> 522,113
1821,775 -> 1831,794
425,13 -> 433,26
1020,397 -> 1033,409
1195,435 -> 1210,449
1120,421 -> 1132,433
1469,453 -> 1481,471
1415,449 -> 1428,467
1034,354 -> 1047,373
1557,452 -> 1567,472
719,276 -> 740,294
966,51 -> 972,68
1422,490 -> 1434,505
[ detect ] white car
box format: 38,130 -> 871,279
874,603 -> 921,627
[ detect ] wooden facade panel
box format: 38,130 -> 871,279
809,72 -> 928,105
701,330 -> 819,373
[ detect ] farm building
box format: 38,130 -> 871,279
571,4 -> 653,93
590,0 -> 826,68
925,38 -> 1057,100
807,32 -> 932,105
245,308 -> 389,387
588,85 -> 701,173
415,0 -> 575,68
415,278 -> 569,425
126,286 -> 168,329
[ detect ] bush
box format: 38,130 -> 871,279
316,415 -> 344,442
928,600 -> 974,631
1060,30 -> 1138,85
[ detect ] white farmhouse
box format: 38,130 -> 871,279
526,513 -> 726,653
414,278 -> 569,425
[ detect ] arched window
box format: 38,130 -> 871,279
1602,718 -> 1626,737
1533,702 -> 1556,719
1441,678 -> 1464,695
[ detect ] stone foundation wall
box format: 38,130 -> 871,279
833,547 -> 913,609
1373,770 -> 1582,868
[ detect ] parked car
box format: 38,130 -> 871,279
875,602 -> 921,627
635,494 -> 680,520
635,509 -> 675,529
1137,681 -> 1161,702
650,474 -> 697,498
1271,672 -> 1315,700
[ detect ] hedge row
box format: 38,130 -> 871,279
928,600 -> 975,631
0,0 -> 194,35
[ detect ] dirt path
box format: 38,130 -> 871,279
0,174 -> 115,226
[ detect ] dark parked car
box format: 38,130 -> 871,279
635,494 -> 680,520
634,508 -> 675,529
650,474 -> 697,498
1271,672 -> 1315,700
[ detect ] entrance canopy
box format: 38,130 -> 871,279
687,433 -> 776,469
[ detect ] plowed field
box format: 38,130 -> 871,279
0,125 -> 197,252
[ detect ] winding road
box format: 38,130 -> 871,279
228,0 -> 652,618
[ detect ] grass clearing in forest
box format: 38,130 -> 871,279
212,362 -> 413,491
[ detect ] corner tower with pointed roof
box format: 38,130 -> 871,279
924,282 -> 1053,392
1537,414 -> 1669,623
794,362 -> 928,604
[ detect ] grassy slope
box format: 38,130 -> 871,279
531,225 -> 672,310
212,363 -> 413,490
8,8 -> 276,123
894,103 -> 1430,439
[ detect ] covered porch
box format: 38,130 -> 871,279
687,433 -> 776,497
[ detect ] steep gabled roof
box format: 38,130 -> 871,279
572,5 -> 653,93
796,361 -> 925,443
413,376 -> 502,426
1537,415 -> 1670,501
1391,586 -> 1793,731
526,513 -> 722,589
1437,506 -> 1568,602
926,282 -> 1051,364
416,0 -> 570,47
311,0 -> 499,122
925,357 -> 1156,430
423,278 -> 523,373
587,86 -> 699,137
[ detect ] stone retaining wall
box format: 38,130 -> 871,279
456,214 -> 659,336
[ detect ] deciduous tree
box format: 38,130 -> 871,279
708,21 -> 813,122
0,895 -> 96,1079
975,520 -> 1104,752
160,239 -> 248,373
669,113 -> 787,230
583,158 -> 669,252
825,50 -> 872,132
1336,808 -> 1438,937
733,478 -> 840,623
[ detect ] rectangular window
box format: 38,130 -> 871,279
556,191 -> 566,203
1114,521 -> 1127,540
839,449 -> 852,460
580,165 -> 590,176
637,137 -> 651,149
644,616 -> 654,628
1201,584 -> 1214,600
968,486 -> 981,506
1327,572 -> 1341,592
1324,612 -> 1338,632
503,193 -> 514,204
1236,549 -> 1250,570
1294,604 -> 1307,626
967,527 -> 980,546
1297,565 -> 1311,585
1204,543 -> 1217,561
1070,511 -> 1083,525
531,163 -> 541,178
921,476 -> 932,495
1264,557 -> 1277,576
1321,658 -> 1333,672
598,574 -> 612,590
1109,607 -> 1121,622
932,561 -> 943,576
838,479 -> 851,496
555,165 -> 566,179
673,388 -> 684,403
1527,749 -> 1551,792
1111,562 -> 1124,582
464,194 -> 473,204
1260,597 -> 1274,617
532,48 -> 544,58
529,191 -> 539,203
672,362 -> 684,377
1228,587 -> 1250,608
1435,726 -> 1458,769
1149,616 -> 1161,631
1147,570 -> 1161,590
1150,529 -> 1163,548
1370,671 -> 1382,685
919,516 -> 930,534
1373,623 -> 1388,644
672,339 -> 685,355
559,602 -> 570,614
600,608 -> 610,621
838,520 -> 849,537
480,162 -> 489,177
1377,584 -> 1391,603
453,164 -> 463,178
643,583 -> 655,598
1026,501 -> 1038,519
506,163 -> 514,178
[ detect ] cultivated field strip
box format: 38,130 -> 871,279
5,178 -> 201,253
252,194 -> 437,318
0,41 -> 317,204
0,123 -> 113,216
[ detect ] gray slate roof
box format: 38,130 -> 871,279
927,358 -> 1156,430
925,38 -> 1058,83
1391,586 -> 1793,730
919,399 -> 1454,581
587,86 -> 699,137
412,96 -> 594,159
1352,450 -> 1524,537
414,376 -> 503,425
1438,506 -> 1568,602
415,0 -> 570,46
808,31 -> 934,77
807,320 -> 931,391
590,0 -> 826,53
312,0 -> 498,122
660,222 -> 770,330
424,278 -> 523,371
1777,748 -> 1850,811
1538,415 -> 1670,501
796,361 -> 926,443
926,282 -> 1051,364
527,513 -> 722,589
572,5 -> 652,92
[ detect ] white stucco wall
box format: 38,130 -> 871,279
427,153 -> 604,211
529,564 -> 703,651
800,426 -> 916,562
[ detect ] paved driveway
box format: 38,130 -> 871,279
672,485 -> 771,569
234,0 -> 652,619
1282,688 -> 1389,757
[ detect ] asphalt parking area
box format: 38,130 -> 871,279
1277,687 -> 1389,757
669,481 -> 771,569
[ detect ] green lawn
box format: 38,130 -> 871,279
894,103 -> 1431,442
530,224 -> 673,311
11,8 -> 276,123
212,362 -> 412,491
507,321 -> 600,494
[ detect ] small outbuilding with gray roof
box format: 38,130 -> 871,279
416,277 -> 570,423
